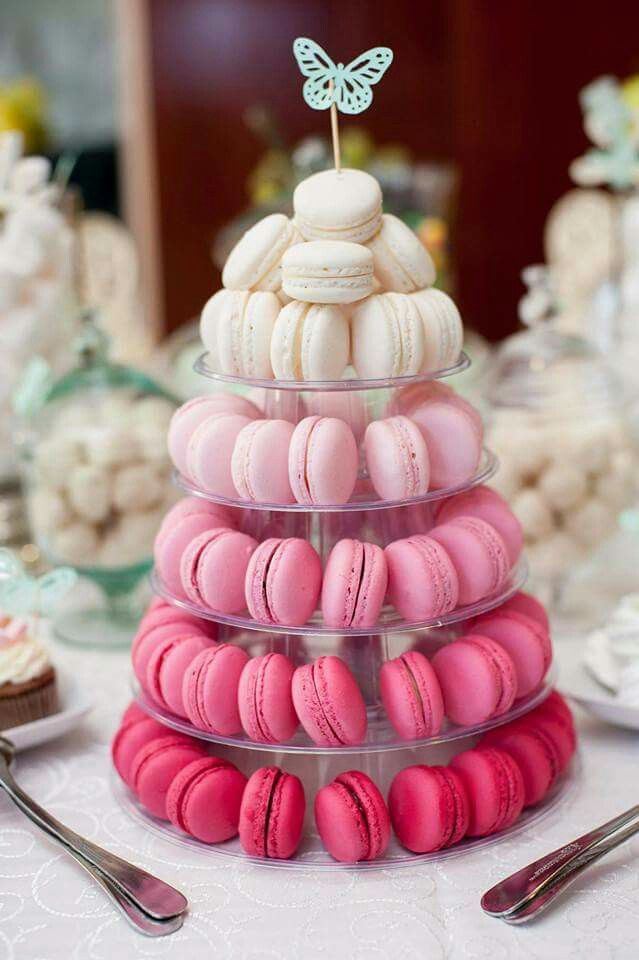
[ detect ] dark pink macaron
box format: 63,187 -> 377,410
111,717 -> 167,788
245,537 -> 322,627
481,725 -> 560,806
182,643 -> 249,735
471,610 -> 552,698
130,734 -> 205,819
166,755 -> 247,843
379,651 -> 444,740
181,527 -> 258,614
119,702 -> 147,728
432,634 -> 517,726
451,747 -> 525,837
239,766 -> 305,860
321,539 -> 388,628
499,590 -> 550,633
292,655 -> 367,746
315,770 -> 390,863
238,653 -> 298,744
146,634 -> 214,716
389,764 -> 470,853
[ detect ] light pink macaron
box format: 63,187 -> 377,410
147,634 -> 214,717
156,497 -> 239,537
471,610 -> 552,698
182,643 -> 250,734
394,380 -> 482,429
168,394 -> 260,475
238,653 -> 298,743
380,650 -> 444,740
364,415 -> 430,501
409,393 -> 483,490
429,517 -> 509,607
154,512 -> 221,599
321,539 -> 388,628
231,418 -> 295,504
186,413 -> 253,496
292,655 -> 367,746
385,534 -> 459,622
245,537 -> 322,626
436,486 -> 523,565
288,416 -> 358,505
181,527 -> 258,613
432,634 -> 517,726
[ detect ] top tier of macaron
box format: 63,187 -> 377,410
199,168 -> 464,386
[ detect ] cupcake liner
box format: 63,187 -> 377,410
0,676 -> 58,730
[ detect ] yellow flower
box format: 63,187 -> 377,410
621,75 -> 639,110
0,77 -> 47,152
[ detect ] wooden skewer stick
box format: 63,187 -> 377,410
328,79 -> 341,173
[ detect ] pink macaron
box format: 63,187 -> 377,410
389,764 -> 470,853
292,655 -> 367,746
500,590 -> 550,633
481,725 -> 559,807
380,650 -> 444,740
385,534 -> 459,622
432,634 -> 517,726
182,643 -> 249,735
238,653 -> 298,744
147,634 -> 214,716
245,537 -> 322,626
181,527 -> 258,614
471,610 -> 552,698
429,517 -> 509,606
407,391 -> 483,489
451,747 -> 525,837
168,394 -> 260,476
119,702 -> 147,728
132,601 -> 217,661
130,734 -> 205,819
394,380 -> 482,426
288,416 -> 358,505
364,415 -> 430,501
231,418 -> 296,504
166,755 -> 247,843
186,413 -> 253,495
436,486 -> 523,565
321,539 -> 388,628
315,770 -> 390,863
111,717 -> 167,788
132,619 -> 213,691
154,512 -> 223,599
156,497 -> 239,537
239,766 -> 305,860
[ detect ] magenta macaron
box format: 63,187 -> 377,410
182,643 -> 249,735
238,652 -> 298,743
130,734 -> 205,819
500,590 -> 550,633
167,755 -> 247,843
385,534 -> 459,622
168,394 -> 260,475
315,770 -> 390,863
180,527 -> 258,614
431,634 -> 517,726
239,766 -> 305,860
288,415 -> 358,505
472,609 -> 552,698
436,485 -> 523,565
429,516 -> 510,606
231,418 -> 296,504
364,415 -> 430,501
481,725 -> 559,807
111,717 -> 167,788
389,764 -> 470,853
321,539 -> 388,629
245,537 -> 322,626
292,655 -> 367,746
380,650 -> 444,740
451,747 -> 525,837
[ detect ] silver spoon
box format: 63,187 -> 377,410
0,736 -> 187,932
482,803 -> 639,922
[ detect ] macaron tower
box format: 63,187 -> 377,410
111,36 -> 577,868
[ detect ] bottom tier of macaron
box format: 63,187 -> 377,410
111,691 -> 578,867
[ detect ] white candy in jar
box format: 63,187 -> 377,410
564,497 -> 617,548
112,464 -> 165,512
51,521 -> 100,565
538,463 -> 587,511
511,488 -> 554,540
66,464 -> 112,523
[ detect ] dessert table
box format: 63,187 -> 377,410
2,638 -> 638,960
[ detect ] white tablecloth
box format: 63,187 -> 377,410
2,639 -> 638,960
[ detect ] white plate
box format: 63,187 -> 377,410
559,653 -> 639,732
6,671 -> 94,751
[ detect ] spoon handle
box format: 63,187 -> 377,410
0,752 -> 187,922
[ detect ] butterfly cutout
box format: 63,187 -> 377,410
571,76 -> 639,190
0,549 -> 77,618
12,356 -> 53,418
293,37 -> 393,115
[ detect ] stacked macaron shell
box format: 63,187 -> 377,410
200,168 -> 463,382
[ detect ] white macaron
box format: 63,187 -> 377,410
222,213 -> 302,292
293,168 -> 382,243
368,214 -> 436,293
270,301 -> 350,381
282,240 -> 374,304
410,288 -> 463,372
351,292 -> 425,379
200,288 -> 280,378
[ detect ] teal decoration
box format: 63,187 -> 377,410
293,37 -> 393,115
0,549 -> 77,618
12,356 -> 53,418
571,76 -> 639,191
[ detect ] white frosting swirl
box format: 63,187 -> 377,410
584,593 -> 639,706
0,616 -> 51,686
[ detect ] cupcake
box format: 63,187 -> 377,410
0,614 -> 58,728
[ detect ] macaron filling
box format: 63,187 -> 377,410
411,536 -> 458,616
389,417 -> 426,498
310,660 -> 347,744
333,773 -> 383,860
261,768 -> 283,857
398,654 -> 434,735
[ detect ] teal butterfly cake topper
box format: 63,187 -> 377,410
0,549 -> 77,618
293,37 -> 393,171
